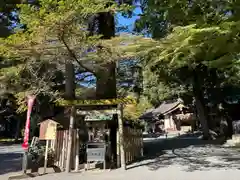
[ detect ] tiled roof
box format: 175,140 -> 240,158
140,99 -> 183,120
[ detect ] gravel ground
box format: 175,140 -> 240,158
3,138 -> 240,180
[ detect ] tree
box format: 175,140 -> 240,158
143,68 -> 187,106
138,22 -> 240,139
0,0 -> 123,98
132,0 -> 240,138
0,0 -> 120,172
0,0 -> 142,171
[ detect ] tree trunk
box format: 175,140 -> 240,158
65,62 -> 76,173
96,63 -> 118,167
95,11 -> 117,168
97,12 -> 115,39
95,9 -> 116,98
193,70 -> 210,139
226,115 -> 233,139
194,96 -> 210,139
96,63 -> 117,99
65,62 -> 75,99
14,118 -> 21,141
117,104 -> 126,170
222,113 -> 233,139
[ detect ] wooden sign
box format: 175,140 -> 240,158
39,119 -> 58,140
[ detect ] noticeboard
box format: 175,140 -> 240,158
39,119 -> 58,140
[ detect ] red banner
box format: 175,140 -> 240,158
22,95 -> 35,150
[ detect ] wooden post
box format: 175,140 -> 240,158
75,129 -> 79,171
65,58 -> 76,173
66,106 -> 76,172
118,104 -> 126,170
116,130 -> 120,168
22,150 -> 28,174
140,129 -> 144,157
43,140 -> 49,174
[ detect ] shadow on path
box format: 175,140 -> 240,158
0,152 -> 22,175
128,133 -> 240,172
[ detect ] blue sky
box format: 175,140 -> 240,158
116,7 -> 142,33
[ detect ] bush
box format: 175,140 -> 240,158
27,142 -> 55,169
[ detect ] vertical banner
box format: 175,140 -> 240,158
22,95 -> 35,150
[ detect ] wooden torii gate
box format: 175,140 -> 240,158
56,97 -> 136,172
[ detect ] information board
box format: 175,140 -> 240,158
39,119 -> 58,140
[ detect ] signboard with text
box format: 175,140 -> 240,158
39,119 -> 58,140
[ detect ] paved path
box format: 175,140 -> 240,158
26,144 -> 240,180
3,138 -> 240,180
26,167 -> 240,180
28,138 -> 240,180
0,144 -> 23,179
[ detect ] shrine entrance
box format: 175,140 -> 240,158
49,99 -> 143,172
75,104 -> 121,170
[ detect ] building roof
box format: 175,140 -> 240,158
139,99 -> 184,121
139,108 -> 155,120
152,100 -> 183,115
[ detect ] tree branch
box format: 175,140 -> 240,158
59,29 -> 96,74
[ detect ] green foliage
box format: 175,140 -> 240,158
55,96 -> 136,106
123,96 -> 152,121
139,22 -> 240,104
143,69 -> 186,105
0,0 -> 132,111
134,0 -> 240,108
136,0 -> 240,38
149,23 -> 240,69
28,142 -> 55,165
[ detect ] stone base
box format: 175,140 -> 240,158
223,134 -> 240,147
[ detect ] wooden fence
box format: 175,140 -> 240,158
122,127 -> 143,165
50,130 -> 79,170
50,127 -> 143,171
